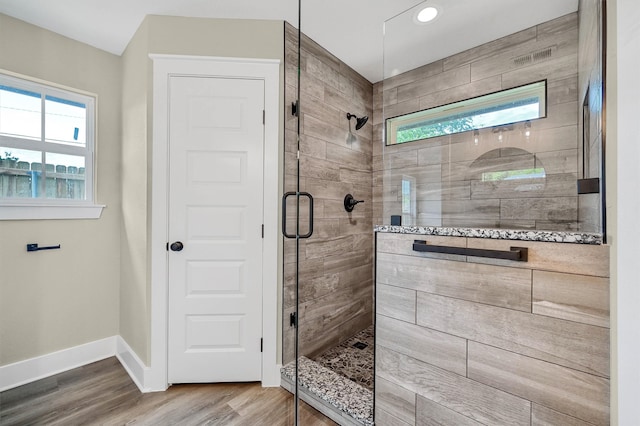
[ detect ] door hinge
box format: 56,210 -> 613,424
290,312 -> 297,328
260,338 -> 263,353
262,224 -> 264,238
263,110 -> 265,125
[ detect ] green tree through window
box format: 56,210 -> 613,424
397,117 -> 474,143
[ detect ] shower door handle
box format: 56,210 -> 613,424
299,192 -> 314,238
282,191 -> 296,238
282,191 -> 314,239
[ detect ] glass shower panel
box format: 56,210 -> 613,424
283,1 -> 376,424
381,0 -> 605,234
576,0 -> 606,235
279,1 -> 305,421
282,8 -> 303,424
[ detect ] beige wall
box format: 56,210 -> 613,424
0,13 -> 285,368
147,16 -> 284,60
120,19 -> 152,364
0,14 -> 121,365
119,15 -> 285,364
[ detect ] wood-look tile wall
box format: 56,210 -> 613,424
373,13 -> 585,231
375,232 -> 610,425
283,23 -> 374,363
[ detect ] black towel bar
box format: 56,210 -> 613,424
26,243 -> 61,252
412,240 -> 528,262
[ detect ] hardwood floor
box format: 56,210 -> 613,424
0,357 -> 337,425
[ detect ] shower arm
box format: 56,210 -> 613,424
346,112 -> 369,131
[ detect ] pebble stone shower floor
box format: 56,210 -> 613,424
281,326 -> 375,425
313,326 -> 374,391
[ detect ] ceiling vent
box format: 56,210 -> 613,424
513,46 -> 556,67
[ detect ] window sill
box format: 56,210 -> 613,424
0,204 -> 105,220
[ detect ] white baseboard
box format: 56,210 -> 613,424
0,336 -> 277,393
0,336 -> 117,392
115,336 -> 156,393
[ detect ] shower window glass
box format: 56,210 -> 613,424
386,80 -> 547,145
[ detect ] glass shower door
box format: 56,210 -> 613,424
281,3 -> 312,423
283,0 -> 376,423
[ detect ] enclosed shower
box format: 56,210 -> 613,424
281,18 -> 375,424
281,0 -> 606,424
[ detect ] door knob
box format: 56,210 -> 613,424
170,241 -> 184,252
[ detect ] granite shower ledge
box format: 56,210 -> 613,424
374,225 -> 603,245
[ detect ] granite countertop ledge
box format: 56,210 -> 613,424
374,225 -> 603,245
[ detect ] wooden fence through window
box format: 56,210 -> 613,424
0,159 -> 85,200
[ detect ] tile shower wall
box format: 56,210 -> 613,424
373,13 -> 581,231
283,23 -> 374,363
375,232 -> 610,425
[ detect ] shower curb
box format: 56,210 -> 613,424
281,356 -> 374,426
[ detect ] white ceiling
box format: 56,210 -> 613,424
0,0 -> 578,82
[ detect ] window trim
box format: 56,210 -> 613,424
0,203 -> 105,220
0,69 -> 104,220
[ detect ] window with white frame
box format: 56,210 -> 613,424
0,71 -> 101,218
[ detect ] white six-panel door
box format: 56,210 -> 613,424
167,75 -> 265,383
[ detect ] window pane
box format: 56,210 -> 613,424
387,80 -> 547,145
0,149 -> 86,200
44,152 -> 86,200
0,85 -> 42,141
45,95 -> 87,147
0,147 -> 42,199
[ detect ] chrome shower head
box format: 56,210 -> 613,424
347,113 -> 369,131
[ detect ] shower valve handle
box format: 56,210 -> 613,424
344,194 -> 364,212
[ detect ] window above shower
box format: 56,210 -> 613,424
386,80 -> 547,145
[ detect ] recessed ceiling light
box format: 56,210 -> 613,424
416,6 -> 439,23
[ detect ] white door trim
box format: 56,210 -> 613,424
149,54 -> 280,390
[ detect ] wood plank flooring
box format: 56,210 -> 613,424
0,357 -> 337,426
